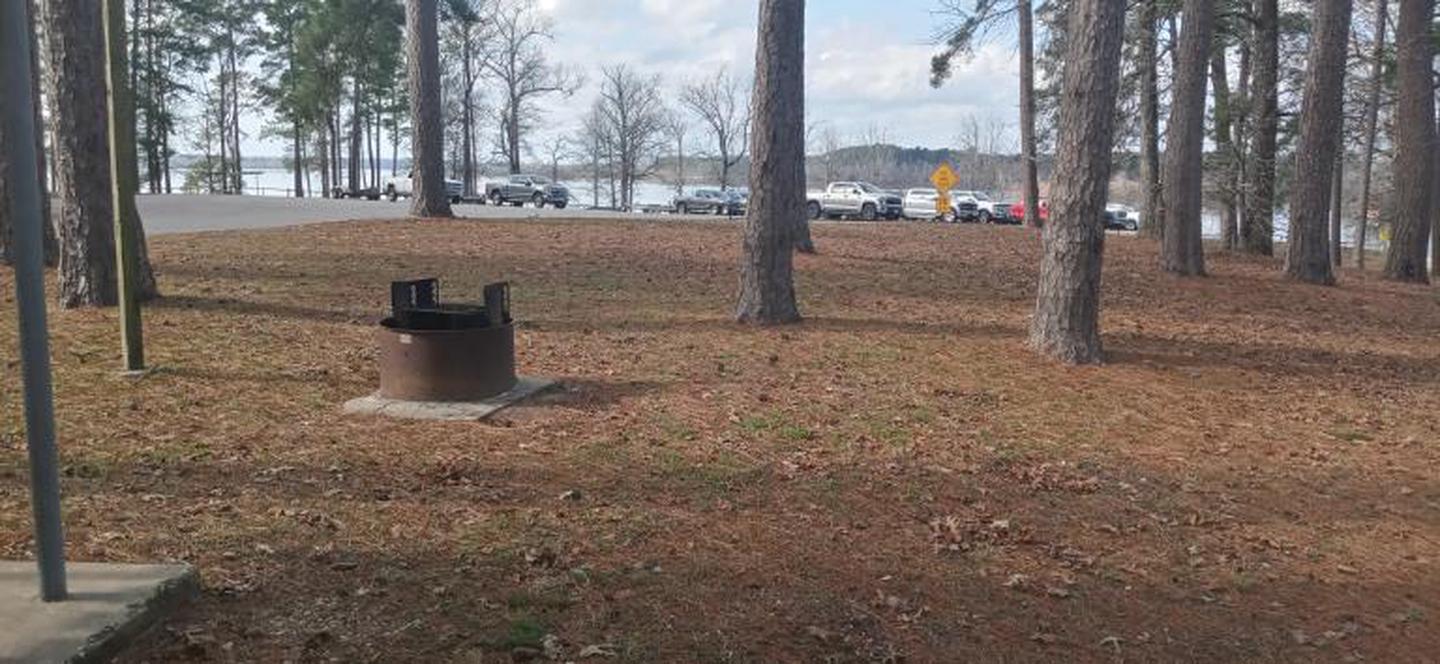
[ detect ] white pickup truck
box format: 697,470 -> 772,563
806,182 -> 904,221
384,172 -> 464,204
952,190 -> 1015,224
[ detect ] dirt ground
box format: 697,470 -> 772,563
2,218 -> 1437,663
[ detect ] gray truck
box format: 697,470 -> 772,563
806,182 -> 904,221
485,175 -> 570,208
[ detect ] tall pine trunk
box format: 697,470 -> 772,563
318,130 -> 331,199
1138,0 -> 1163,240
1354,0 -> 1386,268
1382,0 -> 1434,282
1031,0 -> 1127,363
228,37 -> 242,194
1284,0 -> 1352,285
349,78 -> 363,193
1211,46 -> 1238,251
2,0 -> 57,266
1018,0 -> 1041,228
1331,154 -> 1344,267
293,124 -> 305,197
45,0 -> 120,307
462,32 -> 476,198
737,0 -> 804,325
1434,105 -> 1440,268
405,0 -> 453,218
1244,0 -> 1279,255
1160,0 -> 1215,276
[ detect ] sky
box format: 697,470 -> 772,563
245,0 -> 1024,158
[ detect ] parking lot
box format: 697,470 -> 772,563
136,194 -> 670,235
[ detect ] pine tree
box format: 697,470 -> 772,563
1284,0 -> 1353,284
737,0 -> 805,325
1030,0 -> 1127,363
406,0 -> 454,218
1160,0 -> 1215,275
1381,0 -> 1434,282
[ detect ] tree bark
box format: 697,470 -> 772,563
1330,153 -> 1344,267
737,0 -> 804,325
293,125 -> 306,197
2,0 -> 58,267
794,210 -> 815,254
1284,0 -> 1352,285
462,29 -> 476,198
506,96 -> 523,175
1211,45 -> 1238,251
1138,0 -> 1163,240
1160,0 -> 1215,276
1382,0 -> 1433,282
1434,100 -> 1440,270
1354,0 -> 1387,269
1031,0 -> 1127,364
405,0 -> 453,218
349,78 -> 363,194
1243,0 -> 1279,255
45,0 -> 120,307
1018,0 -> 1041,229
228,35 -> 242,194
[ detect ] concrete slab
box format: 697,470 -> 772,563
0,561 -> 198,664
343,376 -> 558,421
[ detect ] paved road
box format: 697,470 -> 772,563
136,194 -> 665,235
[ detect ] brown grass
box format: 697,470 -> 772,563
2,217 -> 1438,663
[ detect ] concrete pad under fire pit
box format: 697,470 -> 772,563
343,376 -> 558,421
0,561 -> 198,663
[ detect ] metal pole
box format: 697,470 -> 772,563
2,0 -> 69,601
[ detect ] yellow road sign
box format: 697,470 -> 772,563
930,162 -> 959,192
936,192 -> 952,217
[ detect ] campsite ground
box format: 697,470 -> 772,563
2,218 -> 1437,662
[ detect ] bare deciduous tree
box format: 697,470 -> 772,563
680,67 -> 750,191
481,0 -> 577,175
574,108 -> 611,208
1031,0 -> 1126,363
444,0 -> 489,198
737,0 -> 804,325
666,113 -> 688,197
590,65 -> 668,210
539,134 -> 568,183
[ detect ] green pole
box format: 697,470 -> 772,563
103,0 -> 145,371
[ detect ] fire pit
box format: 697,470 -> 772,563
379,278 -> 517,402
344,278 -> 555,421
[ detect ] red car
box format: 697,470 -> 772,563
1009,200 -> 1050,223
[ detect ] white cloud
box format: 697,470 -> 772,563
537,0 -> 1021,149
238,0 -> 1023,156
